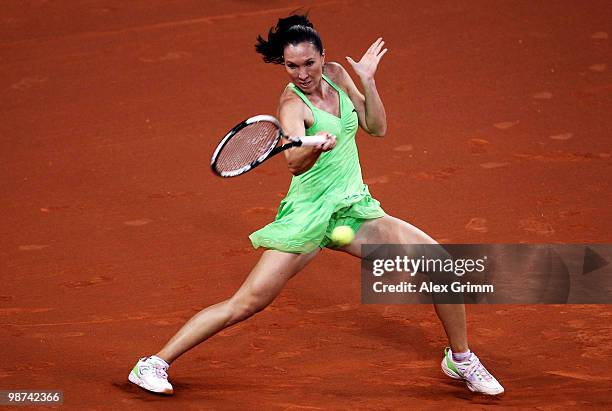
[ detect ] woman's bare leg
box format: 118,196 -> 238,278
338,215 -> 468,352
156,249 -> 319,363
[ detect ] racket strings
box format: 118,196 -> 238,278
215,122 -> 279,174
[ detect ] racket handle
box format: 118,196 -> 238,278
297,135 -> 330,146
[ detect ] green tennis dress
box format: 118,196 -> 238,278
249,74 -> 385,253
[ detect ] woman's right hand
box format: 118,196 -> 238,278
314,131 -> 336,152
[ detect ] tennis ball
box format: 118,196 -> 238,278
331,225 -> 355,246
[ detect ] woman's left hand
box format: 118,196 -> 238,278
346,37 -> 388,81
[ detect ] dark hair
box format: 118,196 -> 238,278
255,14 -> 323,64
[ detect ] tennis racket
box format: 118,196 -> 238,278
211,115 -> 329,177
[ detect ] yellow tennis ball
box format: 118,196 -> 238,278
331,225 -> 355,246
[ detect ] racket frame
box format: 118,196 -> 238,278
211,115 -> 309,177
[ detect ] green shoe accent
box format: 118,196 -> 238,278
133,365 -> 139,376
445,351 -> 460,375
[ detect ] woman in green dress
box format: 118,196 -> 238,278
128,14 -> 504,396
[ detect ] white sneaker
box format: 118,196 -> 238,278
128,356 -> 174,395
441,347 -> 504,395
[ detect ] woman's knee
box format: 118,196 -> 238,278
226,292 -> 271,324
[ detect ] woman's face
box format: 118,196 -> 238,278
283,42 -> 324,92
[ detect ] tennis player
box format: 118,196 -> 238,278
129,14 -> 504,396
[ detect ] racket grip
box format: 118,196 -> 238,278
298,135 -> 330,146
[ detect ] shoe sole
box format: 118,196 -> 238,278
128,370 -> 173,395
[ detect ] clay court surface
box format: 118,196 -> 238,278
2,0 -> 611,409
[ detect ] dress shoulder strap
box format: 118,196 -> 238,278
287,83 -> 316,111
321,73 -> 343,94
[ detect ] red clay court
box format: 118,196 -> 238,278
2,1 -> 611,409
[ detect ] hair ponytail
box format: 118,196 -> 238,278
255,14 -> 323,64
